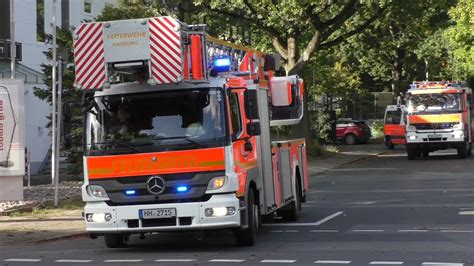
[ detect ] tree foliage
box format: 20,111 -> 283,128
444,0 -> 474,80
195,0 -> 388,74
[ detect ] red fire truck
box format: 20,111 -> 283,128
73,17 -> 309,248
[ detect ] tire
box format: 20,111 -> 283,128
415,149 -> 422,158
234,189 -> 259,246
422,149 -> 429,158
280,178 -> 302,222
385,137 -> 395,150
345,134 -> 357,145
458,142 -> 468,159
104,234 -> 128,248
407,147 -> 416,160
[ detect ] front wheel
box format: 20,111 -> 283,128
234,189 -> 259,246
104,234 -> 129,248
385,137 -> 395,150
345,134 -> 357,145
407,147 -> 416,160
458,142 -> 468,159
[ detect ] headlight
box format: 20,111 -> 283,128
454,132 -> 464,139
87,185 -> 109,199
408,125 -> 416,131
453,123 -> 464,130
85,213 -> 112,223
207,176 -> 226,190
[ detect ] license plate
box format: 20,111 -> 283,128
428,134 -> 442,138
139,208 -> 176,219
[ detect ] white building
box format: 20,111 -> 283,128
0,0 -> 116,174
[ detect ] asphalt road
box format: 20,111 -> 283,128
1,145 -> 473,266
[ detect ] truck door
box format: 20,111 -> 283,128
228,90 -> 258,198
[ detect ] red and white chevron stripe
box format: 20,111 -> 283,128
148,17 -> 183,84
73,22 -> 106,90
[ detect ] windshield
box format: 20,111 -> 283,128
85,88 -> 227,155
407,93 -> 461,114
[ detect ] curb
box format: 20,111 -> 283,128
0,217 -> 83,223
309,151 -> 389,175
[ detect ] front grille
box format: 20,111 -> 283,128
90,171 -> 223,206
414,123 -> 455,130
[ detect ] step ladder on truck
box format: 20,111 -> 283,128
405,81 -> 473,159
71,17 -> 309,248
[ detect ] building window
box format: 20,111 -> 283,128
84,1 -> 92,14
36,0 -> 45,42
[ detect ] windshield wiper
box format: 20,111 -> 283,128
92,141 -> 145,153
151,136 -> 208,148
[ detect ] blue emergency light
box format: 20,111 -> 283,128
125,190 -> 136,195
176,186 -> 189,192
212,56 -> 231,72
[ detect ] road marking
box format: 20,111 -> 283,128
397,229 -> 428,232
346,201 -> 376,205
261,259 -> 296,263
4,259 -> 42,262
155,259 -> 197,262
353,229 -> 384,232
440,230 -> 474,233
422,262 -> 463,266
269,230 -> 284,233
55,260 -> 93,263
263,211 -> 343,227
369,262 -> 404,265
104,259 -> 143,263
285,230 -> 298,233
311,230 -> 339,233
459,211 -> 474,215
209,259 -> 245,263
314,260 -> 351,264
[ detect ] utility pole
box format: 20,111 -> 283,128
10,0 -> 15,78
51,0 -> 59,207
55,57 -> 63,207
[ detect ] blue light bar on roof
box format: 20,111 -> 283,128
212,56 -> 231,72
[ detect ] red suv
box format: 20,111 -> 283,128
336,119 -> 371,145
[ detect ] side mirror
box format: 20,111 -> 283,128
244,90 -> 259,120
247,122 -> 261,136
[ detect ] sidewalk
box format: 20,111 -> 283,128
308,144 -> 387,175
0,144 -> 387,246
0,210 -> 85,246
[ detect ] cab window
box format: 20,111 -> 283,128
229,92 -> 242,138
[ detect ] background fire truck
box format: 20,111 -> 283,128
405,81 -> 473,159
383,104 -> 406,149
73,17 -> 309,248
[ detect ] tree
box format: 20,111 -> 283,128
195,0 -> 387,75
444,0 -> 474,81
340,0 -> 455,98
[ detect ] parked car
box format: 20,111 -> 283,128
336,119 -> 371,145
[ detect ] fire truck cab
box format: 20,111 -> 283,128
384,105 -> 407,149
73,17 -> 309,248
405,81 -> 473,159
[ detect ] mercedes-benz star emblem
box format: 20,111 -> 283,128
146,176 -> 165,195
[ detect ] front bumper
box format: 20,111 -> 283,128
84,193 -> 240,234
406,130 -> 464,144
